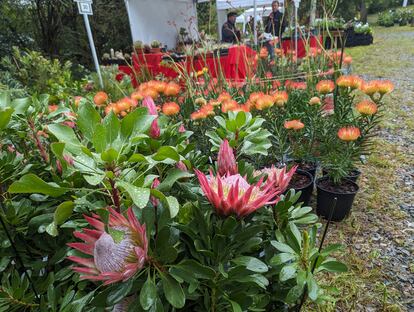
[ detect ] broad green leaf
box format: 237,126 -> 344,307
54,201 -> 74,225
279,265 -> 297,282
117,181 -> 150,209
161,274 -> 185,308
121,107 -> 154,138
103,111 -> 120,144
92,124 -> 107,153
318,261 -> 347,273
101,148 -> 119,163
174,260 -> 216,279
320,244 -> 343,257
77,102 -> 101,141
232,256 -> 268,273
165,196 -> 179,218
270,240 -> 296,254
140,276 -> 157,310
270,253 -> 296,266
0,107 -> 14,130
285,285 -> 304,304
227,299 -> 242,312
153,146 -> 180,162
157,168 -> 193,192
0,92 -> 11,108
11,97 -> 31,114
8,174 -> 66,197
307,273 -> 319,301
289,223 -> 302,248
106,279 -> 133,306
128,153 -> 147,163
235,111 -> 247,127
48,124 -> 82,154
46,222 -> 58,237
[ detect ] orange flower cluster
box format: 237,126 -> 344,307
316,80 -> 335,94
356,100 -> 378,116
132,80 -> 181,100
162,102 -> 180,116
309,96 -> 321,105
336,75 -> 363,90
93,91 -> 108,106
284,119 -> 305,130
337,127 -> 361,141
360,80 -> 394,96
307,47 -> 323,58
285,80 -> 307,90
105,97 -> 138,116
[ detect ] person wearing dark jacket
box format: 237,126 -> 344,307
222,12 -> 241,44
264,1 -> 286,59
265,1 -> 286,38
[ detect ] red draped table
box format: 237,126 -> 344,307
117,37 -> 321,86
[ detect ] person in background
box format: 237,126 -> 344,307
264,1 -> 286,59
222,12 -> 241,44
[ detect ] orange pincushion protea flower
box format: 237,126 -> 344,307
218,92 -> 232,103
191,110 -> 207,120
316,80 -> 335,94
336,75 -> 353,88
164,82 -> 181,97
343,56 -> 352,65
194,97 -> 207,106
94,91 -> 108,106
255,95 -> 274,110
309,96 -> 321,105
284,119 -> 305,130
221,100 -> 238,113
200,104 -> 215,116
142,87 -> 159,99
131,91 -> 144,101
356,100 -> 378,115
360,81 -> 378,96
272,91 -> 288,107
48,105 -> 58,113
208,99 -> 221,107
338,127 -> 361,141
74,96 -> 83,107
377,80 -> 394,95
67,207 -> 148,285
162,102 -> 180,116
105,103 -> 121,115
249,92 -> 264,105
154,81 -> 167,93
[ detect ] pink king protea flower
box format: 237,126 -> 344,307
255,165 -> 297,193
142,96 -> 160,138
195,170 -> 279,217
217,140 -> 238,176
67,207 -> 148,285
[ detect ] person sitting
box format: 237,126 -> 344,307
222,12 -> 241,44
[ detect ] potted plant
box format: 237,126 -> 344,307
133,40 -> 144,54
316,126 -> 361,221
150,40 -> 162,53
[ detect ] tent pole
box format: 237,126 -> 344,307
294,1 -> 298,59
253,0 -> 258,45
124,0 -> 134,43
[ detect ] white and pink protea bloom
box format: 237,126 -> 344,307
67,207 -> 148,285
217,140 -> 238,176
195,170 -> 279,217
142,96 -> 160,138
254,165 -> 297,193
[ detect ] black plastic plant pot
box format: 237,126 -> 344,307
285,169 -> 314,206
294,161 -> 318,180
316,177 -> 359,222
322,168 -> 361,183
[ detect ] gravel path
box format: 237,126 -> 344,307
325,26 -> 414,311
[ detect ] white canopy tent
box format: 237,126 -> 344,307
124,0 -> 200,49
236,6 -> 273,33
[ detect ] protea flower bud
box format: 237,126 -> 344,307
176,161 -> 188,172
150,178 -> 160,207
142,96 -> 160,139
67,207 -> 148,285
217,140 -> 238,176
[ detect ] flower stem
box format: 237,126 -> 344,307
109,178 -> 121,212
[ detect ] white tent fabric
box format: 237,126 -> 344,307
236,7 -> 272,32
125,0 -> 199,49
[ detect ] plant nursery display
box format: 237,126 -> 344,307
0,25 -> 395,311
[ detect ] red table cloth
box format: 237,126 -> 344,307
281,36 -> 321,58
118,45 -> 256,86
